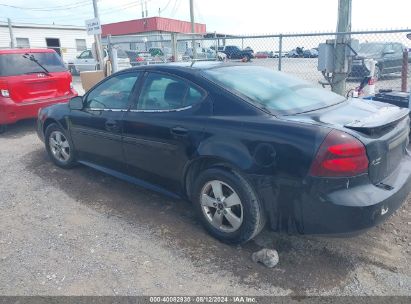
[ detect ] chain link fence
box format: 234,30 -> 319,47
15,29 -> 410,96
105,29 -> 411,96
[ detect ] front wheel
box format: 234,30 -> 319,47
45,123 -> 76,168
193,168 -> 266,244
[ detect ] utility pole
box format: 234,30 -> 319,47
141,0 -> 144,18
7,18 -> 15,48
92,0 -> 104,70
332,0 -> 352,95
189,0 -> 196,59
145,1 -> 148,17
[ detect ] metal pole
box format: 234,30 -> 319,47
189,0 -> 197,59
401,50 -> 408,92
278,34 -> 283,71
171,33 -> 178,62
92,0 -> 104,71
7,18 -> 15,48
332,0 -> 352,95
107,35 -> 115,75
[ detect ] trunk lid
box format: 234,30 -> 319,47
6,71 -> 72,103
283,99 -> 410,183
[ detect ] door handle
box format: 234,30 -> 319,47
171,126 -> 188,136
105,120 -> 120,132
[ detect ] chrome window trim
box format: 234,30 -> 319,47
87,105 -> 193,113
88,108 -> 128,112
129,105 -> 193,113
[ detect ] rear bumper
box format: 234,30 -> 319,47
0,93 -> 75,125
300,156 -> 411,234
253,155 -> 411,235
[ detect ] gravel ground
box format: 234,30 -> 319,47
0,120 -> 410,296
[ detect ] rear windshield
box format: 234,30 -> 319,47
203,66 -> 345,114
0,52 -> 67,76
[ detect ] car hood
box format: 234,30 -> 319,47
281,98 -> 409,135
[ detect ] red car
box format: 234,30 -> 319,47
255,51 -> 269,59
0,48 -> 77,133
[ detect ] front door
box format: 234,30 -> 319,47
122,71 -> 210,193
69,71 -> 141,171
75,50 -> 96,72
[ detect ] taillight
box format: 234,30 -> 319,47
309,130 -> 369,177
0,80 -> 9,97
136,57 -> 144,62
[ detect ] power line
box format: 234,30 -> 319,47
3,1 -> 141,22
159,0 -> 173,14
0,0 -> 90,11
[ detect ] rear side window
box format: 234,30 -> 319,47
204,66 -> 345,114
0,52 -> 66,76
136,73 -> 205,110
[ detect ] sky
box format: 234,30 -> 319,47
0,0 -> 410,35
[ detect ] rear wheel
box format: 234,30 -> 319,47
68,64 -> 78,75
45,123 -> 76,168
375,65 -> 382,80
0,124 -> 6,134
242,55 -> 251,62
193,168 -> 266,244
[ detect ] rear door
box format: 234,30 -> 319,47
122,71 -> 210,193
69,71 -> 141,171
0,51 -> 72,103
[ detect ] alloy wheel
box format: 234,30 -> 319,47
200,180 -> 244,233
49,131 -> 71,163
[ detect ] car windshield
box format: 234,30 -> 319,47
203,66 -> 346,114
359,43 -> 385,54
0,52 -> 66,76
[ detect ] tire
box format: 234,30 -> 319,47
242,55 -> 251,62
192,167 -> 266,244
0,124 -> 6,134
375,65 -> 382,80
68,65 -> 78,75
45,123 -> 76,168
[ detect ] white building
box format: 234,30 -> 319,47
0,22 -> 94,63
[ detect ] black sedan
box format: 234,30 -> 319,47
37,63 -> 411,244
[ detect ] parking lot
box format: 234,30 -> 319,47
72,57 -> 410,97
0,119 -> 410,296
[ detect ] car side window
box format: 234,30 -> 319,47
79,50 -> 92,59
136,73 -> 205,110
85,72 -> 140,110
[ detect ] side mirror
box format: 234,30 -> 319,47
384,49 -> 395,55
69,96 -> 84,110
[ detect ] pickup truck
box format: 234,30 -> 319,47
218,45 -> 254,61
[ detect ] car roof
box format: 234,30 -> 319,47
124,61 -> 244,75
0,48 -> 55,55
